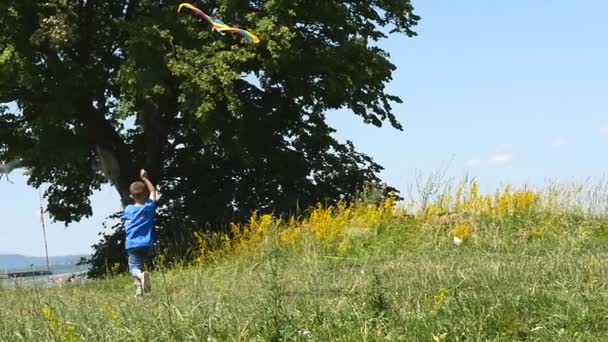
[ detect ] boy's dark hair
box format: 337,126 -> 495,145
130,181 -> 148,202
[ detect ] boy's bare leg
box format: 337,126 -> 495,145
133,274 -> 143,297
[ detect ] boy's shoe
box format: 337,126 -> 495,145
141,272 -> 151,293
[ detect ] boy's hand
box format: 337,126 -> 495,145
139,168 -> 157,202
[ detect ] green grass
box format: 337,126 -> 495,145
4,180 -> 608,342
2,231 -> 608,341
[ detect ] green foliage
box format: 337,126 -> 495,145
0,0 -> 419,275
3,199 -> 608,340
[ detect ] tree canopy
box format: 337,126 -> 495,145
0,0 -> 419,275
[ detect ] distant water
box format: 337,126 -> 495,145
0,265 -> 89,288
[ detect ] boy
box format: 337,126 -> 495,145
123,169 -> 158,297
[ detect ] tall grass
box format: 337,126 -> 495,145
2,180 -> 608,341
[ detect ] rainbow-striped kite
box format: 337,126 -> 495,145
178,3 -> 261,44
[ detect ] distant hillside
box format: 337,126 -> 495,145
0,254 -> 88,273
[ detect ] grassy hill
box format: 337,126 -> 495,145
1,181 -> 608,341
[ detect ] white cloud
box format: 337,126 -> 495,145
551,137 -> 567,148
464,159 -> 481,168
488,153 -> 513,166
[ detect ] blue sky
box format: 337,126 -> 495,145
2,1 -> 608,256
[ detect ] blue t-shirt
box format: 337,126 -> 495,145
123,199 -> 156,249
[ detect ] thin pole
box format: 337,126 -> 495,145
39,189 -> 51,274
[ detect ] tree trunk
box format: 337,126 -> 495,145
77,98 -> 136,206
141,87 -> 177,186
142,106 -> 166,186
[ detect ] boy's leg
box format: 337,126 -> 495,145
141,247 -> 152,293
127,248 -> 146,276
127,248 -> 145,296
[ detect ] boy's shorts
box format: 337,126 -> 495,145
127,247 -> 151,276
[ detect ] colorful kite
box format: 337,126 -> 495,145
178,3 -> 261,44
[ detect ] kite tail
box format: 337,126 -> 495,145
178,2 -> 261,44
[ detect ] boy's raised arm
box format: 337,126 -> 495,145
140,169 -> 158,202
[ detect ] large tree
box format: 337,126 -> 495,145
0,0 -> 419,274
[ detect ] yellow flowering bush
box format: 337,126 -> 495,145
41,306 -> 79,342
193,198 -> 397,263
423,182 -> 541,221
449,222 -> 472,242
191,180 -> 605,263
